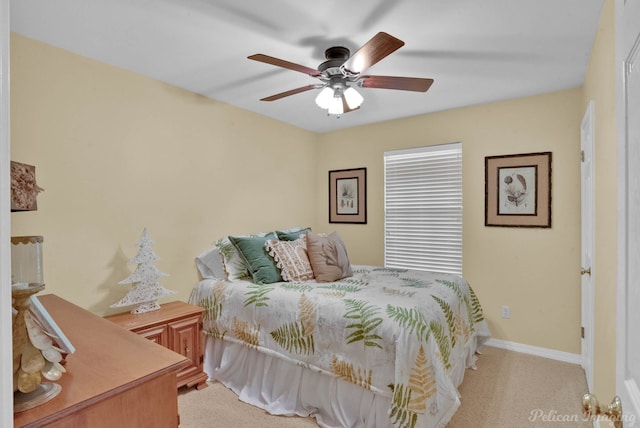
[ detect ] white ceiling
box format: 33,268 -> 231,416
10,0 -> 604,133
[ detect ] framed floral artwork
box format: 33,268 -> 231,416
485,152 -> 552,228
10,161 -> 43,212
329,168 -> 367,224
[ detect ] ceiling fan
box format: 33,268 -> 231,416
248,32 -> 434,116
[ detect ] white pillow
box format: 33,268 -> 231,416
195,247 -> 227,280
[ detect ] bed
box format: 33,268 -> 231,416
189,229 -> 490,428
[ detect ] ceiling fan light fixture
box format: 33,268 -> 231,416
327,96 -> 344,115
249,32 -> 434,117
344,87 -> 364,109
315,86 -> 334,109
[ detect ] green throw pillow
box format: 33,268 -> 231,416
275,227 -> 312,241
229,232 -> 282,284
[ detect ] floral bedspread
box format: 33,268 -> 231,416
189,265 -> 490,428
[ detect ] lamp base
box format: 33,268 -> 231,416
14,382 -> 62,413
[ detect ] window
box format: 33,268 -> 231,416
384,142 -> 462,275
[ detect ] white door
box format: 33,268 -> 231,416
0,0 -> 13,426
580,101 -> 594,391
616,0 -> 640,423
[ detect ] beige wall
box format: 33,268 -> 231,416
582,0 -> 617,402
316,89 -> 584,354
10,34 -> 318,315
12,32 -> 590,356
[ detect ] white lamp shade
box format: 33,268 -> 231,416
315,87 -> 334,109
344,87 -> 364,109
327,96 -> 344,115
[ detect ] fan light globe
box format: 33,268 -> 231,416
327,96 -> 344,115
344,87 -> 364,109
315,87 -> 334,109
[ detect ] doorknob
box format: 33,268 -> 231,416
581,267 -> 591,276
583,393 -> 622,427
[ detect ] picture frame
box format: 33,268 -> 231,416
485,152 -> 552,228
10,161 -> 42,212
329,168 -> 367,224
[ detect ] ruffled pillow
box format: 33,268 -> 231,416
266,235 -> 314,282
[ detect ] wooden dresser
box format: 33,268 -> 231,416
105,301 -> 208,390
13,294 -> 189,428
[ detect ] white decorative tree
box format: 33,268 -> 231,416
111,228 -> 175,314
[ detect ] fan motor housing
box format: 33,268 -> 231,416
318,46 -> 350,74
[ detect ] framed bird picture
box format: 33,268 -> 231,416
485,152 -> 552,228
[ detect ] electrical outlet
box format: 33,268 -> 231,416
501,305 -> 511,319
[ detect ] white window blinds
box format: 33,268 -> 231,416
384,142 -> 462,275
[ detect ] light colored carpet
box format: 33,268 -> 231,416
178,346 -> 592,427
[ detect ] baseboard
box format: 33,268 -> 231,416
484,338 -> 583,365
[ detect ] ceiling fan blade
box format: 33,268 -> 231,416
358,75 -> 434,92
341,32 -> 405,75
248,54 -> 321,77
341,95 -> 361,113
260,84 -> 319,101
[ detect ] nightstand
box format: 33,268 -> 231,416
106,301 -> 208,390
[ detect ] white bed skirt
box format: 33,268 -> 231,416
204,336 -> 398,427
203,331 -> 488,428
